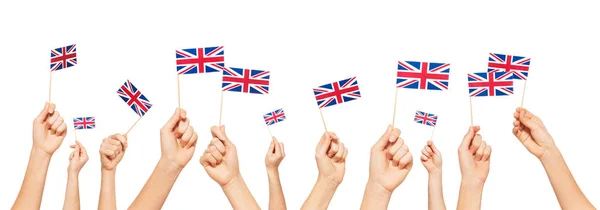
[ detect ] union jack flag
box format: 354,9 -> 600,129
73,117 -> 95,130
264,108 -> 286,126
468,72 -> 514,97
50,44 -> 77,71
222,67 -> 270,94
117,80 -> 153,116
414,111 -> 437,127
397,61 -> 450,91
488,53 -> 531,80
176,46 -> 224,74
313,77 -> 361,108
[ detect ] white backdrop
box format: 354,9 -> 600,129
1,1 -> 598,209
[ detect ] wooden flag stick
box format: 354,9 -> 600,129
430,126 -> 436,141
319,108 -> 328,132
48,72 -> 52,103
219,91 -> 224,126
267,126 -> 273,138
125,117 -> 142,136
177,74 -> 181,109
520,80 -> 528,108
73,129 -> 78,141
469,96 -> 473,127
392,88 -> 398,127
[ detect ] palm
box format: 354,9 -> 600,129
161,135 -> 194,168
205,149 -> 239,186
101,154 -> 123,170
422,159 -> 437,172
317,158 -> 345,184
371,152 -> 409,192
32,125 -> 65,155
460,153 -> 489,182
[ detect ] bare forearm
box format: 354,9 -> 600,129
63,173 -> 80,210
541,148 -> 595,210
223,174 -> 261,210
457,180 -> 483,210
267,169 -> 287,210
98,169 -> 117,210
428,171 -> 446,210
302,177 -> 339,210
129,158 -> 182,210
12,149 -> 51,210
360,181 -> 391,210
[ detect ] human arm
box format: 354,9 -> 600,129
421,140 -> 446,210
513,108 -> 595,210
200,125 -> 261,210
63,141 -> 89,210
129,108 -> 198,209
456,126 -> 492,210
98,134 -> 128,210
302,131 -> 348,210
266,137 -> 287,210
12,103 -> 67,209
360,126 -> 413,210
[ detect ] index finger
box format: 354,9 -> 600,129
460,126 -> 480,150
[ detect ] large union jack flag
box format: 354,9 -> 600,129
50,44 -> 77,71
117,80 -> 153,116
314,77 -> 361,108
468,72 -> 514,97
176,46 -> 224,74
222,67 -> 270,94
488,53 -> 531,80
397,61 -> 450,91
73,117 -> 96,130
414,111 -> 438,127
264,108 -> 286,126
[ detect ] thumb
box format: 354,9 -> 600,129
460,126 -> 480,150
34,103 -> 51,123
518,109 -> 538,131
373,125 -> 393,151
316,132 -> 334,155
163,108 -> 182,131
268,138 -> 276,154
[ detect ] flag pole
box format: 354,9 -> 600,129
219,91 -> 224,126
469,96 -> 473,127
126,117 -> 142,136
319,108 -> 328,132
49,71 -> 52,103
392,87 -> 398,127
267,126 -> 273,138
73,129 -> 78,141
520,80 -> 527,108
177,74 -> 181,109
430,126 -> 436,141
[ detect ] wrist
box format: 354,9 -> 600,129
460,178 -> 485,191
222,174 -> 244,192
266,167 -> 279,176
428,169 -> 443,177
101,168 -> 116,176
539,147 -> 562,165
158,157 -> 184,175
365,180 -> 392,198
31,147 -> 52,162
317,175 -> 341,189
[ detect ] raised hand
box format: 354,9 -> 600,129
160,108 -> 198,169
367,125 -> 413,193
315,131 -> 348,185
458,126 -> 491,184
200,125 -> 239,187
100,134 -> 127,171
32,103 -> 67,157
265,137 -> 285,171
421,140 -> 442,174
68,141 -> 89,174
512,108 -> 556,159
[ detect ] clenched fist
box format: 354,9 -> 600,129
201,125 -> 240,187
32,103 -> 67,156
367,125 -> 413,193
315,131 -> 348,185
68,141 -> 89,175
100,134 -> 128,171
265,137 -> 285,171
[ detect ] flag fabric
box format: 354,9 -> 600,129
488,53 -> 531,80
176,46 -> 224,74
73,117 -> 96,130
397,61 -> 450,91
222,67 -> 270,94
117,80 -> 153,116
50,44 -> 77,71
414,111 -> 438,127
264,108 -> 286,126
468,72 -> 514,97
313,77 -> 361,108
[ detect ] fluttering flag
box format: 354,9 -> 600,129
397,61 -> 450,91
264,108 -> 286,126
313,76 -> 361,108
50,44 -> 77,71
488,53 -> 531,80
117,80 -> 153,116
467,72 -> 514,97
222,67 -> 270,94
414,111 -> 438,127
176,46 -> 225,74
73,117 -> 96,130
